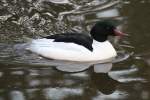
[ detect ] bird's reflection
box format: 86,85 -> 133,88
90,72 -> 120,95
54,61 -> 114,73
0,62 -> 129,100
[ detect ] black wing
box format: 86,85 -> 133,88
44,33 -> 93,51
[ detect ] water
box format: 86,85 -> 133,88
0,0 -> 150,100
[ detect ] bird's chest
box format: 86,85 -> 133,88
91,40 -> 117,59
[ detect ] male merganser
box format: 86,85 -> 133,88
28,20 -> 126,62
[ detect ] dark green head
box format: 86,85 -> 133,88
90,20 -> 125,42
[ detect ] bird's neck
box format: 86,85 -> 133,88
92,35 -> 108,42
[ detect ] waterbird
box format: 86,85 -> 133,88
27,20 -> 126,62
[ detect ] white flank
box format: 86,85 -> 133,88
27,39 -> 117,62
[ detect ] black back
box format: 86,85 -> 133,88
45,33 -> 93,51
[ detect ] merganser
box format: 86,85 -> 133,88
28,20 -> 125,62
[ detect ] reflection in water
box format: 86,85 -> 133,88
94,63 -> 112,73
0,61 -> 148,100
90,73 -> 119,95
43,87 -> 83,100
10,91 -> 26,100
47,0 -> 70,4
93,90 -> 128,100
96,8 -> 119,18
109,66 -> 146,83
0,64 -> 128,100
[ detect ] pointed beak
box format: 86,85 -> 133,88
114,29 -> 129,37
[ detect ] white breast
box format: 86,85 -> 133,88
27,39 -> 117,62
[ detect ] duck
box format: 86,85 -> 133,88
27,20 -> 126,62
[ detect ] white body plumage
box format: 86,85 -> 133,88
27,38 -> 117,62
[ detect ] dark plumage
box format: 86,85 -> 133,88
45,33 -> 93,51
